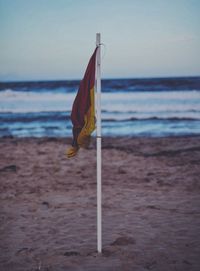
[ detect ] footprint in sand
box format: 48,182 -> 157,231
64,251 -> 80,256
111,236 -> 135,246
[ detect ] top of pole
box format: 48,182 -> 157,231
96,33 -> 101,47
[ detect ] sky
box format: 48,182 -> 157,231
0,0 -> 200,81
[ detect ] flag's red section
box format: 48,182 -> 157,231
70,47 -> 97,147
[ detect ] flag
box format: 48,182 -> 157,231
67,48 -> 97,158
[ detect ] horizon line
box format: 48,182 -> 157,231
1,75 -> 200,83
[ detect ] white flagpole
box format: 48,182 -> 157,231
96,33 -> 102,253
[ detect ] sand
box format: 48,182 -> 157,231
0,136 -> 200,271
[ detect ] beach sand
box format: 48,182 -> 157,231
0,136 -> 200,271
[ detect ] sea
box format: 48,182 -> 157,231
0,77 -> 200,138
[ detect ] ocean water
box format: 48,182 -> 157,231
0,77 -> 200,138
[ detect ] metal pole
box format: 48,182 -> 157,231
96,33 -> 102,253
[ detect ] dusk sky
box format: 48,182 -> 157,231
0,0 -> 200,81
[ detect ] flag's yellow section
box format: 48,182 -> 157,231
77,87 -> 95,148
67,146 -> 79,158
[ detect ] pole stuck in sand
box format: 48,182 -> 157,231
96,33 -> 102,253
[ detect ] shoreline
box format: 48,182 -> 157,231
0,136 -> 200,270
1,133 -> 200,143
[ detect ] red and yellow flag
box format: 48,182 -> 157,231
67,48 -> 97,158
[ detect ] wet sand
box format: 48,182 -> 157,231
0,136 -> 200,271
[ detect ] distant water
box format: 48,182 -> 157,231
0,77 -> 200,138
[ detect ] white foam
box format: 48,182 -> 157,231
0,89 -> 76,101
0,89 -> 76,113
0,89 -> 200,119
